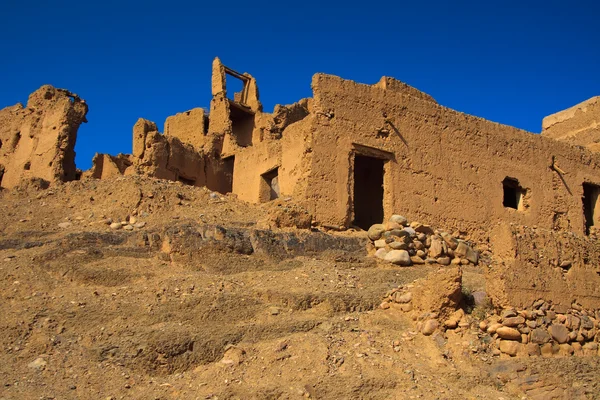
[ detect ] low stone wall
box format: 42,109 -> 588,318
481,300 -> 600,357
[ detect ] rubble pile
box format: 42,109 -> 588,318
366,215 -> 479,267
480,300 -> 600,357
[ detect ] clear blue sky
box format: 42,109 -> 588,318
2,0 -> 599,170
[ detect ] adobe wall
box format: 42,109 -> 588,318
228,113 -> 314,204
164,108 -> 207,149
0,85 -> 88,188
85,153 -> 132,179
542,97 -> 600,152
130,118 -> 205,185
306,74 -> 600,241
488,223 -> 600,309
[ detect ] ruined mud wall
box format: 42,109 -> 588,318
306,74 -> 600,240
488,223 -> 600,309
227,103 -> 314,204
85,153 -> 132,180
0,85 -> 88,188
164,108 -> 207,149
131,118 -> 205,185
542,97 -> 600,152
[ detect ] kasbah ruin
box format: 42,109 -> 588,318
1,57 -> 600,399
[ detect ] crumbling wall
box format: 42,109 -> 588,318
164,108 -> 207,149
279,115 -> 314,201
488,223 -> 600,309
225,102 -> 314,203
130,118 -> 205,185
542,97 -> 600,152
306,74 -> 600,240
0,85 -> 88,188
85,153 -> 132,179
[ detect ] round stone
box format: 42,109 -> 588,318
422,319 -> 439,336
367,224 -> 386,241
374,248 -> 388,259
390,215 -> 408,226
496,326 -> 521,340
384,250 -> 412,266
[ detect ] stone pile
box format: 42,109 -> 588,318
480,300 -> 600,357
367,215 -> 479,267
105,215 -> 146,231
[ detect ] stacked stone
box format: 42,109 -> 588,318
367,215 -> 479,266
480,300 -> 600,357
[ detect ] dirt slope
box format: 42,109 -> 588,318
0,177 -> 599,399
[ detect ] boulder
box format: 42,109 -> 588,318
502,316 -> 525,327
390,215 -> 408,226
428,237 -> 444,258
389,241 -> 409,250
368,224 -> 386,241
549,324 -> 569,344
414,224 -> 434,235
422,319 -> 439,336
496,327 -> 521,340
374,239 -> 387,249
499,340 -> 520,356
374,248 -> 388,259
530,328 -> 551,344
437,256 -> 451,265
394,292 -> 412,304
384,250 -> 412,266
440,232 -> 458,250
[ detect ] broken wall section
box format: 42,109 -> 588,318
487,223 -> 600,310
84,153 -> 133,180
130,118 -> 206,186
164,108 -> 208,149
542,97 -> 600,152
0,85 -> 88,189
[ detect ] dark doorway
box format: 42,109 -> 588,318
502,177 -> 525,210
260,168 -> 280,202
229,103 -> 254,147
353,155 -> 384,230
583,182 -> 600,235
222,156 -> 235,193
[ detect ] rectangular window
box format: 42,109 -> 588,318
222,156 -> 235,194
583,182 -> 600,235
502,177 -> 526,210
260,168 -> 280,202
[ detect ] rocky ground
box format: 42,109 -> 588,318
1,176 -> 599,399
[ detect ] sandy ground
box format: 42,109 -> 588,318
0,176 -> 599,399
